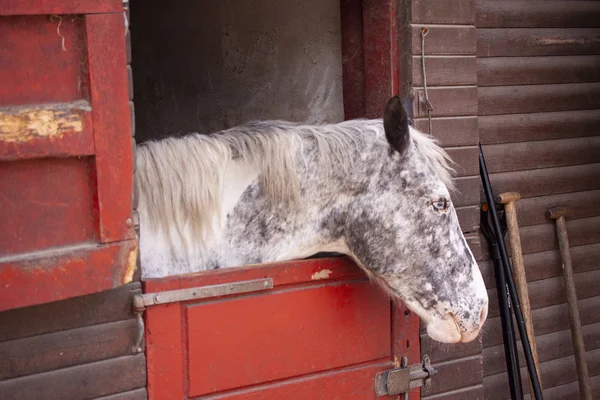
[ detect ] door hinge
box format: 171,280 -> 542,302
374,355 -> 438,396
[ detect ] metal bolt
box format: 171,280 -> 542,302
154,295 -> 161,303
264,281 -> 270,287
126,218 -> 133,227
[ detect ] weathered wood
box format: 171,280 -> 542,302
480,242 -> 600,289
0,240 -> 139,312
477,56 -> 600,87
523,374 -> 600,400
484,296 -> 600,348
511,190 -> 600,227
413,86 -> 478,118
477,28 -> 600,57
481,136 -> 600,173
86,14 -> 135,244
412,56 -> 477,86
93,389 -> 147,400
412,0 -> 475,24
421,355 -> 483,396
421,333 -> 481,364
483,322 -> 600,377
414,116 -> 479,147
476,1 -> 600,28
487,269 -> 600,319
0,354 -> 146,400
0,102 -> 94,161
0,319 -> 139,380
482,348 -> 600,399
454,176 -> 480,207
446,146 -> 478,176
412,25 -> 477,55
488,163 -> 600,199
516,217 -> 600,255
467,233 -> 483,261
0,282 -> 140,342
479,109 -> 600,144
478,83 -> 600,115
421,384 -> 484,400
0,0 -> 121,15
456,205 -> 480,233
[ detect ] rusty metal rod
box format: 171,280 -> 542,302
496,192 -> 542,395
547,207 -> 592,400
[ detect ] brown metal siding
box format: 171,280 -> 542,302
476,1 -> 600,398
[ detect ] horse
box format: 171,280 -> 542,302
135,96 -> 488,344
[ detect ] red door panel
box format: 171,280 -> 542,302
144,258 -> 421,400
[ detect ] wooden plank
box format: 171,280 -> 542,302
0,319 -> 139,380
0,157 -> 97,257
341,0 -> 365,120
421,384 -> 484,400
412,56 -> 477,86
524,374 -> 600,400
362,0 -> 398,118
457,205 -> 480,233
93,388 -> 147,400
186,280 -> 390,396
421,355 -> 483,396
483,295 -> 600,348
412,25 -> 477,55
482,348 -> 600,399
0,355 -> 146,400
421,333 -> 481,364
483,322 -> 600,377
0,240 -> 138,312
86,14 -> 135,243
454,176 -> 480,207
414,116 -> 479,147
197,361 -> 400,400
0,282 -> 140,342
479,109 -> 600,144
481,136 -> 600,173
0,15 -> 87,106
447,146 -> 478,176
488,163 -> 600,199
518,216 -> 600,255
476,1 -> 600,28
412,0 -> 475,25
0,0 -> 121,15
487,269 -> 600,319
414,86 -> 478,118
392,301 -> 422,400
0,102 -> 94,161
480,242 -> 600,289
467,233 -> 483,261
477,28 -> 600,57
478,83 -> 600,116
477,56 -> 600,87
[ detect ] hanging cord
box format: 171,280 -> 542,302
420,27 -> 434,135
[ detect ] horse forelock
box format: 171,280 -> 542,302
135,119 -> 455,252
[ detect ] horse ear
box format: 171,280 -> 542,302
383,96 -> 410,155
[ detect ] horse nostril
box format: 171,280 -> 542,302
479,303 -> 488,326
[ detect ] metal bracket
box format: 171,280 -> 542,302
130,278 -> 274,354
374,355 -> 438,396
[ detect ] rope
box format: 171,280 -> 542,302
420,27 -> 434,135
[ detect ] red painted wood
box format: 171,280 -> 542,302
0,106 -> 94,161
393,301 -> 422,400
186,280 -> 390,396
200,361 -> 396,400
341,0 -> 366,120
0,157 -> 98,257
0,0 -> 121,16
362,0 -> 399,118
143,257 -> 362,293
0,15 -> 87,106
0,240 -> 138,312
85,14 -> 134,243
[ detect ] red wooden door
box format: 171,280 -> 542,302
0,1 -> 136,311
144,257 -> 420,400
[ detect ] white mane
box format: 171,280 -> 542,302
135,119 -> 454,248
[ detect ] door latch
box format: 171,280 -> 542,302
374,355 -> 437,396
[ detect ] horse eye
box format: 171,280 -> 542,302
432,199 -> 448,211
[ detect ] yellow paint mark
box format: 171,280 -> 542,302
123,244 -> 139,284
0,101 -> 90,143
311,269 -> 332,280
393,355 -> 401,368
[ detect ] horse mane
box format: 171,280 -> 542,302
136,119 -> 454,249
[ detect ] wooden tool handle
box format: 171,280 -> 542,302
547,207 -> 568,220
495,191 -> 521,204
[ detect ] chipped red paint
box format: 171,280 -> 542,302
0,0 -> 122,16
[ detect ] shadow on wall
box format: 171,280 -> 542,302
130,0 -> 345,143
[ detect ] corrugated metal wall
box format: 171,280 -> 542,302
477,1 -> 600,399
412,1 -> 600,399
